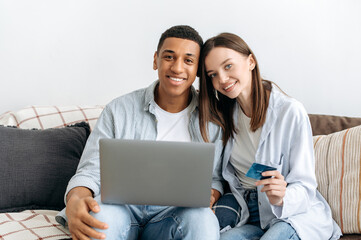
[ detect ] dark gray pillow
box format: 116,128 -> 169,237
0,122 -> 90,212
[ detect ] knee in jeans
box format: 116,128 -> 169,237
181,208 -> 219,234
90,204 -> 132,234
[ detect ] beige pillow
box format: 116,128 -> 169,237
314,125 -> 361,234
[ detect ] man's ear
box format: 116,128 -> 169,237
153,51 -> 158,70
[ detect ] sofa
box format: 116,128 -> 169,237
0,106 -> 360,240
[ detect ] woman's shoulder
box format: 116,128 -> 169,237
270,86 -> 308,123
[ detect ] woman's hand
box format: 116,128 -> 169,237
255,170 -> 287,206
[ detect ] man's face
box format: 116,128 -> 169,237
153,37 -> 200,100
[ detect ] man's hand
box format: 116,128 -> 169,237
255,170 -> 287,206
210,188 -> 221,213
66,187 -> 108,240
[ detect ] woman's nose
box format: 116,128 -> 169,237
218,71 -> 229,83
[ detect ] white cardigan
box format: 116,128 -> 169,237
221,86 -> 342,240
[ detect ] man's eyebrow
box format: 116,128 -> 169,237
161,49 -> 197,57
186,53 -> 197,57
162,49 -> 175,54
206,58 -> 232,74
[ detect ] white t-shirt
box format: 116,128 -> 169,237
230,109 -> 262,189
154,103 -> 191,142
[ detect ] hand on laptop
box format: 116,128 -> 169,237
66,187 -> 108,240
210,188 -> 221,213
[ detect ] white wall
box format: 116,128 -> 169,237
1,0 -> 360,117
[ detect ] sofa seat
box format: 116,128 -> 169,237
0,107 -> 361,240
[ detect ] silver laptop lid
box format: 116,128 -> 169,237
99,139 -> 215,208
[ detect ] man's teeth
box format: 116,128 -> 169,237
170,77 -> 183,82
224,82 -> 236,90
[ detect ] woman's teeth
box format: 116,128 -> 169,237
224,82 -> 236,90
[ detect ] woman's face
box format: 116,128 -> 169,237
205,47 -> 254,99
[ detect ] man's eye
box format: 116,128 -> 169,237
164,55 -> 173,60
225,64 -> 232,70
185,59 -> 193,64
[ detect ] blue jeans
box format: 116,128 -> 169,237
90,196 -> 219,240
219,189 -> 300,240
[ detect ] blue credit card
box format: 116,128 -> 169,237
246,163 -> 277,180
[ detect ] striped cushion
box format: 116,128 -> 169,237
0,105 -> 104,130
314,125 -> 361,234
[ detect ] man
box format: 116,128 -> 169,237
56,25 -> 223,240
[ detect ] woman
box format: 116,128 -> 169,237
199,33 -> 341,240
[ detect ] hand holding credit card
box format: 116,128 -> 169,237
246,163 -> 277,180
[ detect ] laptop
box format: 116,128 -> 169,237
99,138 -> 215,208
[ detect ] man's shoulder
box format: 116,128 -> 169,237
106,87 -> 147,110
206,120 -> 223,143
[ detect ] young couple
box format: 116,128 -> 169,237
56,25 -> 342,240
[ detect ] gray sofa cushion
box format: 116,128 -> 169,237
0,122 -> 90,213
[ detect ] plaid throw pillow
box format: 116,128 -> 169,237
0,105 -> 104,130
0,210 -> 71,240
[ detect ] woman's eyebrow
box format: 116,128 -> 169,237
206,58 -> 232,74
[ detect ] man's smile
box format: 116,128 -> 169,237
168,76 -> 186,82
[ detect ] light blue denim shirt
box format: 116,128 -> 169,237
56,81 -> 224,225
222,86 -> 342,240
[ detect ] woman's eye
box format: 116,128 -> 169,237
225,64 -> 232,70
209,73 -> 216,78
186,59 -> 193,64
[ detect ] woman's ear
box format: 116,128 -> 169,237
249,54 -> 256,70
153,51 -> 158,70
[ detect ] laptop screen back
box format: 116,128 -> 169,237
99,139 -> 215,207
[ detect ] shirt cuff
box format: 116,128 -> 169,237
64,176 -> 100,204
212,180 -> 224,195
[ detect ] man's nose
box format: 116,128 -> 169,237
170,59 -> 184,74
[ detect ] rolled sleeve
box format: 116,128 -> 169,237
64,106 -> 115,203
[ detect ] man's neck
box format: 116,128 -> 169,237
154,85 -> 191,113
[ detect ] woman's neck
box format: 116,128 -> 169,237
237,91 -> 252,118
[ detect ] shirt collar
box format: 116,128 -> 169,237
143,80 -> 198,113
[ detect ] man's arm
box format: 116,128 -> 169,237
210,188 -> 221,212
64,105 -> 117,240
66,187 -> 108,240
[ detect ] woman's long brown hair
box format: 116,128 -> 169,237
199,33 -> 272,145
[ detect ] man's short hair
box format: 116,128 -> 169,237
157,25 -> 203,52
